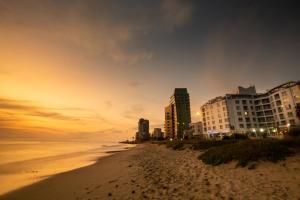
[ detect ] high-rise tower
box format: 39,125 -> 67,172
165,88 -> 191,139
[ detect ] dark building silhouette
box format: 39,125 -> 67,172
136,118 -> 150,141
164,88 -> 191,139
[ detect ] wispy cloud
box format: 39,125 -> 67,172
0,97 -> 121,136
0,98 -> 81,121
123,104 -> 145,119
129,81 -> 141,88
161,0 -> 194,30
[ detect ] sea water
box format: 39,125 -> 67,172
0,139 -> 134,195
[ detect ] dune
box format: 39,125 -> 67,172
1,143 -> 300,200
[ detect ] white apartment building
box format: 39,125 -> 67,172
201,81 -> 300,136
190,122 -> 203,137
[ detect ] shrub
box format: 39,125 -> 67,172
166,140 -> 184,150
191,140 -> 237,150
287,128 -> 300,137
199,139 -> 295,167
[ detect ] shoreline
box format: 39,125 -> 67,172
0,143 -> 136,197
1,143 -> 300,200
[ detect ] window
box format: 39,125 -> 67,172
253,118 -> 256,122
245,117 -> 250,122
282,91 -> 287,96
249,100 -> 253,104
287,112 -> 293,117
252,112 -> 255,116
225,118 -> 228,122
242,100 -> 247,105
246,124 -> 251,128
237,112 -> 242,116
219,119 -> 222,123
276,100 -> 282,106
212,121 -> 215,124
274,93 -> 280,100
223,107 -> 226,111
238,117 -> 243,122
208,127 -> 211,130
220,125 -> 223,129
278,107 -> 283,113
289,119 -> 295,125
225,124 -> 229,128
213,126 -> 216,129
236,106 -> 241,110
279,114 -> 284,120
243,106 -> 248,110
239,124 -> 244,128
235,100 -> 240,104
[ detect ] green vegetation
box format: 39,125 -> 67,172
198,139 -> 297,167
191,140 -> 237,150
166,140 -> 184,150
287,128 -> 300,137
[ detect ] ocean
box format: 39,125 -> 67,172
0,140 -> 135,195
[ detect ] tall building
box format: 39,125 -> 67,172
201,81 -> 300,137
164,104 -> 174,138
136,118 -> 150,141
164,88 -> 191,139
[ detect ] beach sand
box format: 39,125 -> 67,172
1,143 -> 300,200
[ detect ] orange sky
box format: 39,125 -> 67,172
1,0 -> 299,141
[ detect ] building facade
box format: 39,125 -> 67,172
136,118 -> 150,141
152,128 -> 164,140
190,122 -> 203,137
201,81 -> 300,137
164,88 -> 191,139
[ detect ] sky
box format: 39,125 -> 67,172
1,0 -> 300,141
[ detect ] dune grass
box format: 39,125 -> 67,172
198,139 -> 297,167
166,140 -> 184,150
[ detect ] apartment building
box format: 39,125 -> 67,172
201,81 -> 300,136
164,88 -> 191,139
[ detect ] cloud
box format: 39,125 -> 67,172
104,100 -> 112,110
0,98 -> 80,121
161,0 -> 194,30
28,111 -> 80,121
129,81 -> 141,87
0,0 -> 154,65
123,104 -> 145,119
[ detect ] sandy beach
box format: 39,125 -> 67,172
1,143 -> 300,200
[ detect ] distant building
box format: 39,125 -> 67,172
190,122 -> 203,137
183,122 -> 203,139
201,81 -> 300,137
136,118 -> 150,141
164,88 -> 191,139
152,128 -> 164,140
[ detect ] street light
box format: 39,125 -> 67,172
259,128 -> 264,133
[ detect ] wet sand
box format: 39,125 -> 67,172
1,143 -> 300,200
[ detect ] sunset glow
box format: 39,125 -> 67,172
1,0 -> 299,142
